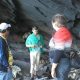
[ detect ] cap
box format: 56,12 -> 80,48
0,22 -> 11,31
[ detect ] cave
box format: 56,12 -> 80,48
0,0 -> 80,80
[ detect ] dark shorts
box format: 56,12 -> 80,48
49,49 -> 65,63
49,49 -> 71,80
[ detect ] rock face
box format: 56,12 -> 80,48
13,0 -> 80,37
0,0 -> 80,55
0,0 -> 80,38
0,0 -> 15,22
0,0 -> 80,80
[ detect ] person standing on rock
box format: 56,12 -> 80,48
25,26 -> 44,80
49,14 -> 73,80
0,22 -> 13,80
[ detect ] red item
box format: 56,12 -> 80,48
53,27 -> 72,42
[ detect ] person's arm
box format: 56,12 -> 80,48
49,38 -> 55,48
26,44 -> 35,48
25,36 -> 35,48
51,63 -> 58,78
49,38 -> 57,78
0,38 -> 9,67
40,34 -> 44,47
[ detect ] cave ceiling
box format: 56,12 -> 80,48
0,0 -> 80,39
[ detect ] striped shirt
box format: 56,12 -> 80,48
52,27 -> 72,50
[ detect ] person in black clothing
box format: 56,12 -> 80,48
0,22 -> 13,80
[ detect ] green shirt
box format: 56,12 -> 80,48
25,33 -> 44,53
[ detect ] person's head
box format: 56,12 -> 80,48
32,26 -> 38,35
0,22 -> 11,37
52,14 -> 67,31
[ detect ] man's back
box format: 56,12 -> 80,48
0,36 -> 9,69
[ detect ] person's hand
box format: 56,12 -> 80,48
51,69 -> 56,78
40,45 -> 43,48
30,45 -> 35,48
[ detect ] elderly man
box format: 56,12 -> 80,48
0,22 -> 13,80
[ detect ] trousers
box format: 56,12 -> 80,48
30,51 -> 40,75
0,70 -> 13,80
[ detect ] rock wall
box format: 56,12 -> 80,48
0,0 -> 15,22
0,0 -> 80,42
0,1 -> 80,79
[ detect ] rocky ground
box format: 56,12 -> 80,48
8,35 -> 80,80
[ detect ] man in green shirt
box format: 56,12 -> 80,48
25,26 -> 44,80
